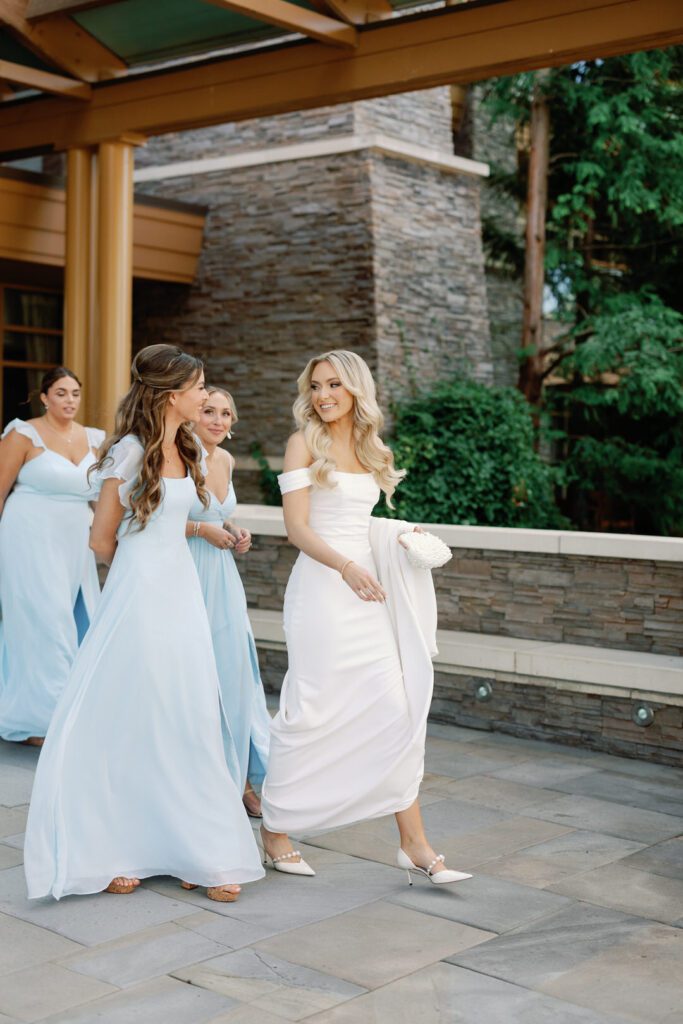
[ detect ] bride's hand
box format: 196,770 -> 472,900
201,523 -> 236,550
341,561 -> 386,602
398,525 -> 424,548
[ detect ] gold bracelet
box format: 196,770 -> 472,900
193,521 -> 201,538
340,559 -> 353,580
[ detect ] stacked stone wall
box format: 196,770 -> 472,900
235,533 -> 683,656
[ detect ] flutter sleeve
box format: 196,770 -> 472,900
85,426 -> 106,451
97,435 -> 144,508
278,467 -> 312,495
1,419 -> 46,449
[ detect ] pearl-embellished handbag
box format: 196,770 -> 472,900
398,530 -> 453,570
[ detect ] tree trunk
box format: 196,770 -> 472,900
518,70 -> 551,406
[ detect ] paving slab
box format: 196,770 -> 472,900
540,923 -> 683,1023
147,854 -> 405,934
302,962 -> 632,1024
617,836 -> 683,880
0,961 -> 116,1022
0,845 -> 23,870
549,770 -> 683,818
252,901 -> 495,990
490,757 -> 606,789
435,775 -> 567,812
388,869 -> 572,933
0,912 -> 83,977
0,866 -> 197,946
0,766 -> 35,808
0,808 -> 27,840
176,910 -> 275,950
448,901 -> 653,989
526,794 -> 683,843
424,746 -> 530,780
41,975 -> 239,1024
427,816 -> 575,871
548,862 -> 683,925
420,797 -> 513,837
0,742 -> 40,772
207,1008 -> 287,1024
477,830 -> 646,888
173,947 -> 366,1021
2,834 -> 24,851
59,921 -> 229,989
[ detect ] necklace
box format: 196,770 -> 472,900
42,415 -> 75,444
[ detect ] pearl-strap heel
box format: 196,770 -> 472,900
264,848 -> 316,877
396,848 -> 472,886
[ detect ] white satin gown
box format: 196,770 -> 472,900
24,436 -> 264,899
261,468 -> 427,835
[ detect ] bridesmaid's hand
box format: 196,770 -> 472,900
202,523 -> 236,550
341,562 -> 386,603
229,525 -> 252,554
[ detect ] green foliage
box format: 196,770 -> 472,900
250,443 -> 282,507
377,378 -> 567,528
481,48 -> 683,533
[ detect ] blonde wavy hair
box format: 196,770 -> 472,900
92,344 -> 209,530
293,350 -> 405,506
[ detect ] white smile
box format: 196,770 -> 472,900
319,404 -> 336,410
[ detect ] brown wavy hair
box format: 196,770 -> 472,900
92,344 -> 209,530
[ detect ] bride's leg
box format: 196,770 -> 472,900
395,799 -> 451,875
260,824 -> 302,864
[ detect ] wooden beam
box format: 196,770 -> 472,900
0,56 -> 91,97
0,1 -> 126,80
25,0 -> 111,17
201,0 -> 358,48
0,0 -> 681,156
322,0 -> 393,27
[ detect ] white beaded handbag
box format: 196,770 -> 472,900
399,530 -> 452,570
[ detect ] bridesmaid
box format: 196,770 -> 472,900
188,387 -> 270,817
260,350 -> 472,886
24,344 -> 264,901
0,367 -> 104,745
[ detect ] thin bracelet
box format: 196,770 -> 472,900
193,521 -> 201,538
340,559 -> 353,580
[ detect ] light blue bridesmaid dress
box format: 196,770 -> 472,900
0,419 -> 104,742
24,435 -> 264,899
188,480 -> 270,792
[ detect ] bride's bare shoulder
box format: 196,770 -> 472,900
283,431 -> 312,472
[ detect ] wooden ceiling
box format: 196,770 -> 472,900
0,0 -> 682,158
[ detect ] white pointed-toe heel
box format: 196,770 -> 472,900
397,848 -> 472,886
264,849 -> 316,876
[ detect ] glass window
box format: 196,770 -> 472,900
1,286 -> 64,427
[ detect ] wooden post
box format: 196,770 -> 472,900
95,136 -> 142,430
519,69 -> 550,406
64,147 -> 92,394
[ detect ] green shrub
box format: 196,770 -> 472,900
379,378 -> 567,528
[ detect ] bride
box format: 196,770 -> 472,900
260,349 -> 471,887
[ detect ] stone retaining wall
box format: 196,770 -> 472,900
235,534 -> 683,657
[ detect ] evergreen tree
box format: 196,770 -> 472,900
481,47 -> 683,535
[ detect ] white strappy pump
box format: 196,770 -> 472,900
397,848 -> 472,886
263,848 -> 316,876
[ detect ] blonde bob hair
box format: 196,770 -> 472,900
293,349 -> 405,506
92,344 -> 209,531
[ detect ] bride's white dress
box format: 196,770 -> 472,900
261,468 -> 428,835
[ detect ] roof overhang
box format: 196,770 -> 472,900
0,0 -> 682,160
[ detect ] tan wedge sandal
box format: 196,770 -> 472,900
106,876 -> 139,894
180,881 -> 240,903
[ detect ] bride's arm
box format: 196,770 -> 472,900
282,435 -> 386,603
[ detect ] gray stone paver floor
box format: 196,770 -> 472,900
1,724 -> 681,1023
